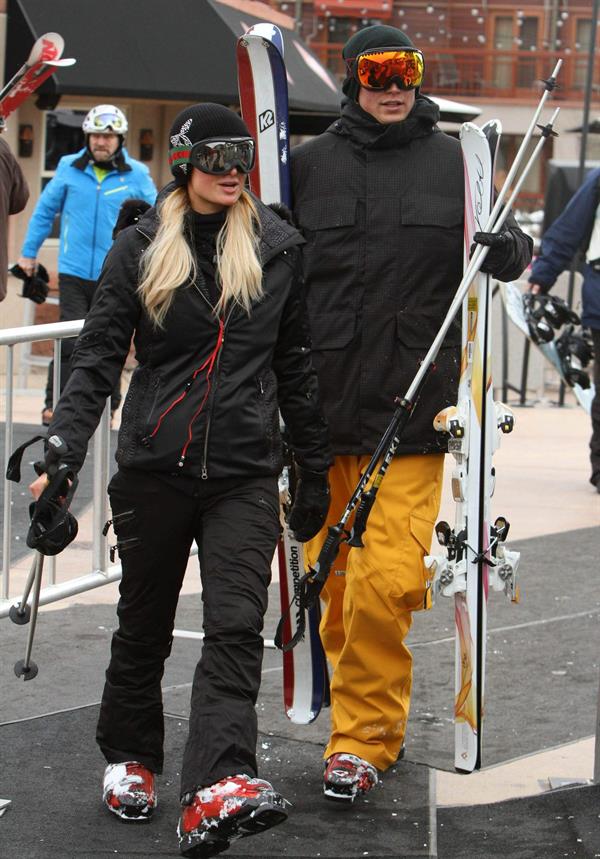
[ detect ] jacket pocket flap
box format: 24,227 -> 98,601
299,196 -> 357,231
402,196 -> 463,228
310,310 -> 357,350
396,311 -> 461,349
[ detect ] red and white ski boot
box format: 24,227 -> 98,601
102,761 -> 156,821
177,773 -> 288,857
323,752 -> 378,802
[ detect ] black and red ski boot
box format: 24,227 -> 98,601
323,752 -> 378,802
177,773 -> 288,857
102,761 -> 157,821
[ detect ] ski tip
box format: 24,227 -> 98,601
243,22 -> 285,57
29,33 -> 64,65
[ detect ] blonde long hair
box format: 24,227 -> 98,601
138,186 -> 263,326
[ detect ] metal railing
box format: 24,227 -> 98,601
0,318 -> 115,614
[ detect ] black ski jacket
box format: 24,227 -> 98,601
47,191 -> 332,479
291,96 -> 532,456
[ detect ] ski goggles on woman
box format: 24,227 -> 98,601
188,137 -> 256,175
348,47 -> 424,91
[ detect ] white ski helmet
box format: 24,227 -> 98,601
82,105 -> 128,135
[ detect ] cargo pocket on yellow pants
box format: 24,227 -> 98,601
389,513 -> 436,613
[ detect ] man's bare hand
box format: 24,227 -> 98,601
29,473 -> 49,501
17,257 -> 37,277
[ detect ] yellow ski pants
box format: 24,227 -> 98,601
305,453 -> 444,771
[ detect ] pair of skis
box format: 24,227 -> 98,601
424,121 -> 521,772
237,24 -> 330,725
0,33 -> 75,124
423,62 -> 562,770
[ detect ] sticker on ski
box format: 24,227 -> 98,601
277,530 -> 329,723
0,33 -> 76,123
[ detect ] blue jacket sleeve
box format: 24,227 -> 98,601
529,169 -> 600,291
21,158 -> 69,257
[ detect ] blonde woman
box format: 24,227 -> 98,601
31,104 -> 332,857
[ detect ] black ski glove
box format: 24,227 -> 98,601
470,230 -> 513,277
288,467 -> 331,543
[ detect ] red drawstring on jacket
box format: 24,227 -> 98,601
147,319 -> 225,465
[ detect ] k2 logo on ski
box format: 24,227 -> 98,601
259,109 -> 275,133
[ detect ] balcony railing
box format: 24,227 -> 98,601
310,44 -> 600,102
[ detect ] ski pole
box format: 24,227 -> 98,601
460,61 -> 561,290
13,552 -> 44,681
8,552 -> 38,624
306,109 -> 560,598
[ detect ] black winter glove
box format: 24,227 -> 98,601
470,230 -> 513,277
288,467 -> 331,543
10,262 -> 49,305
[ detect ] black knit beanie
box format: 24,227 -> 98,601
342,24 -> 418,102
169,103 -> 251,185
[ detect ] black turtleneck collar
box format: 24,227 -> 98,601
186,210 -> 227,254
187,209 -> 227,233
330,94 -> 440,150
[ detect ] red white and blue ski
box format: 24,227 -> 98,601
425,121 -> 519,772
236,24 -> 291,207
237,23 -> 329,724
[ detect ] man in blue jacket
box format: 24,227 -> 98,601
529,167 -> 600,492
18,104 -> 157,424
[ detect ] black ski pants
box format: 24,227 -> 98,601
45,274 -> 121,411
96,468 -> 280,796
590,327 -> 600,486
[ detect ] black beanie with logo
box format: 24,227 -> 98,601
342,24 -> 418,102
168,103 -> 251,185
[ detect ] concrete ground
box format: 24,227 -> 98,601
1,381 -> 599,857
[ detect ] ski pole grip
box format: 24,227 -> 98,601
311,523 -> 346,590
347,488 -> 376,548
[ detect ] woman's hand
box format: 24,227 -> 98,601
29,473 -> 49,501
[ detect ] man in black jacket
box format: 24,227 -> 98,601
291,24 -> 532,802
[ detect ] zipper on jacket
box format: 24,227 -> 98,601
199,305 -> 234,478
63,215 -> 69,256
90,183 -> 101,279
177,317 -> 225,470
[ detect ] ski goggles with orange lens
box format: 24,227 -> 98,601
190,137 -> 255,175
349,48 -> 425,91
